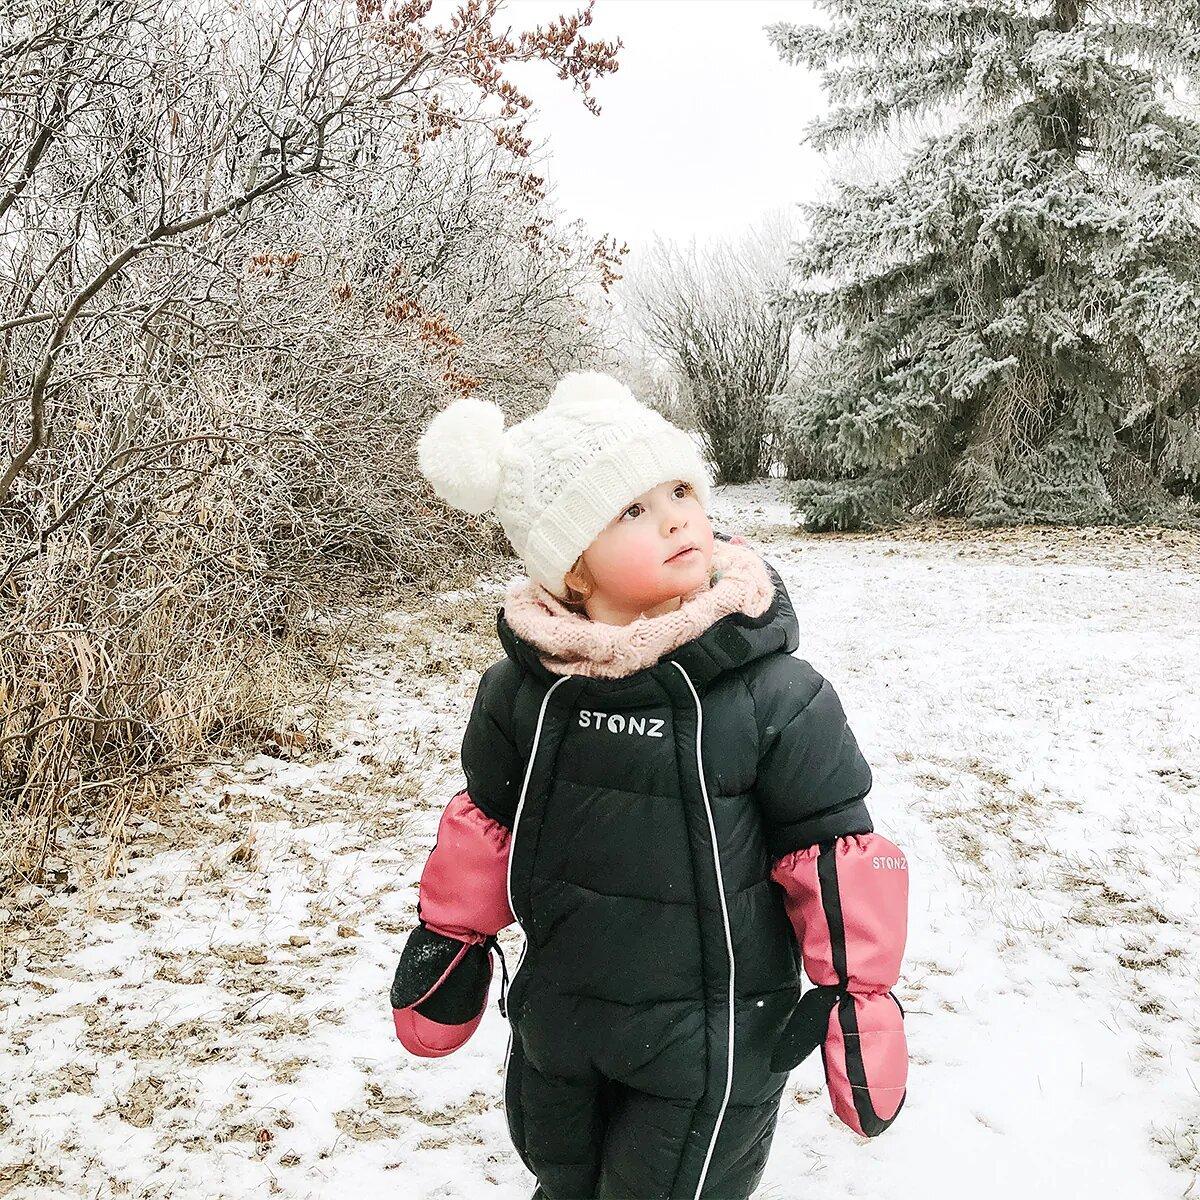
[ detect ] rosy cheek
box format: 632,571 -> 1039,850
602,551 -> 661,596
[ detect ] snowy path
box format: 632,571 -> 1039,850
1,482 -> 1197,1199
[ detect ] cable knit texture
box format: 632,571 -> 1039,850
501,537 -> 776,679
416,371 -> 713,599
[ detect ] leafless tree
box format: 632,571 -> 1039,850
621,211 -> 799,483
0,0 -> 624,896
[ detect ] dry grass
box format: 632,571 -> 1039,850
0,571 -> 338,904
1150,1118 -> 1200,1188
742,511 -> 1200,572
0,518 -> 506,916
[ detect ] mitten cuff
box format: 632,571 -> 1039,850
770,831 -> 908,991
419,789 -> 516,943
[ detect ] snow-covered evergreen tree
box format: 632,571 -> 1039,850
766,0 -> 1200,529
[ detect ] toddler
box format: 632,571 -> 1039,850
390,371 -> 910,1200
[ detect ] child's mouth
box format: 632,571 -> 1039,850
666,547 -> 698,563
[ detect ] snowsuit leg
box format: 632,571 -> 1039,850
688,1088 -> 787,1200
594,1082 -> 786,1200
508,1009 -> 786,1200
506,1026 -> 621,1199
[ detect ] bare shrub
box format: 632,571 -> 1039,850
0,0 -> 624,897
622,211 -> 800,484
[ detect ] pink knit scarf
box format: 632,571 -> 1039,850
501,537 -> 776,679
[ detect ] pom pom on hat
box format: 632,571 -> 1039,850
416,395 -> 506,515
547,370 -> 638,409
416,371 -> 712,598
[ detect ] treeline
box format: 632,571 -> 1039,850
625,1 -> 1200,532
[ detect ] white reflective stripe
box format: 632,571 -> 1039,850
671,659 -> 736,1200
501,674 -> 575,1142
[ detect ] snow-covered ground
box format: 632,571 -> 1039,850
2,480 -> 1198,1199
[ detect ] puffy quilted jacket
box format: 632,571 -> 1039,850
399,531 -> 909,1199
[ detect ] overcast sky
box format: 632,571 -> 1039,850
432,1 -> 834,258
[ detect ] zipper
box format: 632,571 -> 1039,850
500,674 -> 574,1130
670,660 -> 736,1200
502,673 -> 572,1018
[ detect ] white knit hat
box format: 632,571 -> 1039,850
416,370 -> 713,599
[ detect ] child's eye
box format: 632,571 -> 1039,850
620,483 -> 690,522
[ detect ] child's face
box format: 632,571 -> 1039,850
580,479 -> 714,615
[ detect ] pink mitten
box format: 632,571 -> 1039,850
390,789 -> 515,1057
391,923 -> 494,1057
770,832 -> 909,1136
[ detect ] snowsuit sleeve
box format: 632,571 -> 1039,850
415,660 -> 523,946
751,657 -> 909,1137
749,658 -> 875,860
460,658 -> 525,829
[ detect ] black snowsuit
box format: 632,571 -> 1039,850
462,532 -> 876,1200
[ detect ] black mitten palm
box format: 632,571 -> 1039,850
391,922 -> 494,1057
